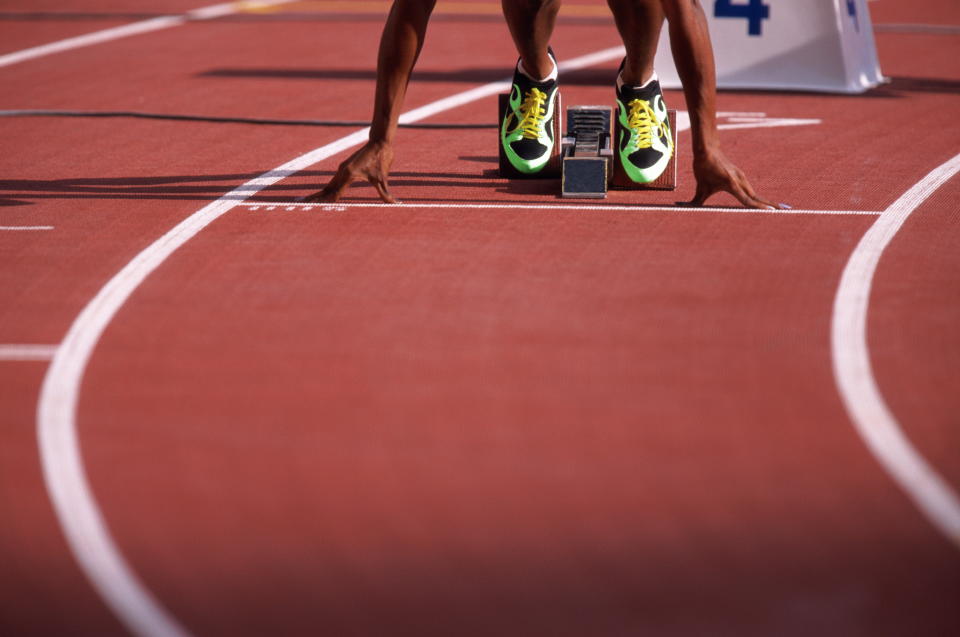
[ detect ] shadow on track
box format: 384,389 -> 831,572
0,171 -> 508,203
0,173 -> 326,203
718,75 -> 960,99
200,67 -> 619,86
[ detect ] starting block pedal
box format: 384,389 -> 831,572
561,106 -> 613,198
611,108 -> 677,191
498,92 -> 563,179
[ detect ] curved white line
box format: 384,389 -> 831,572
832,152 -> 960,549
0,2 -> 296,69
36,45 -> 627,637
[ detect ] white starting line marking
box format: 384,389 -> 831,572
239,202 -> 879,215
0,344 -> 59,361
0,225 -> 55,231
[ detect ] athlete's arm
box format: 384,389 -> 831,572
307,0 -> 437,203
660,0 -> 783,209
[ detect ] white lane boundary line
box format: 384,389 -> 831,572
36,44 -> 628,637
0,225 -> 55,231
718,117 -> 821,131
0,344 -> 59,361
831,152 -> 960,550
0,1 -> 296,69
238,202 -> 879,215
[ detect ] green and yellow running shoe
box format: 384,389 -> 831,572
615,67 -> 673,183
500,52 -> 560,175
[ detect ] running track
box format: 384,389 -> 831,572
1,1 -> 959,635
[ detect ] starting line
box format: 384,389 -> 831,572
238,202 -> 881,216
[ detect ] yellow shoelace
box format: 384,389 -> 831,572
627,98 -> 669,150
519,88 -> 548,139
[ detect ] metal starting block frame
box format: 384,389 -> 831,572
497,97 -> 677,198
562,106 -> 679,198
561,106 -> 614,198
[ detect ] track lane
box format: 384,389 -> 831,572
79,200 -> 958,637
70,18 -> 960,637
1,2 -> 949,632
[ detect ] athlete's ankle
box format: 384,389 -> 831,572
517,55 -> 558,83
617,70 -> 658,92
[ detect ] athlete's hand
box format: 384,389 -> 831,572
305,140 -> 396,203
687,147 -> 786,210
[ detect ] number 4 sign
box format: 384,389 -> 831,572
714,0 -> 770,37
654,0 -> 884,93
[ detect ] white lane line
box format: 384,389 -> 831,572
832,152 -> 960,550
36,44 -> 630,637
239,202 -> 880,215
0,1 -> 296,69
0,15 -> 181,68
710,112 -> 822,132
718,118 -> 821,131
0,344 -> 58,361
0,225 -> 55,231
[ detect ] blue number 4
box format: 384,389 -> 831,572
714,0 -> 770,37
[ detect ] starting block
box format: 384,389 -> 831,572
497,96 -> 677,198
561,106 -> 678,197
561,106 -> 613,198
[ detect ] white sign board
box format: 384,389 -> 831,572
654,0 -> 884,93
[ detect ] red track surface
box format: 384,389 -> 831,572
2,1 -> 959,636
